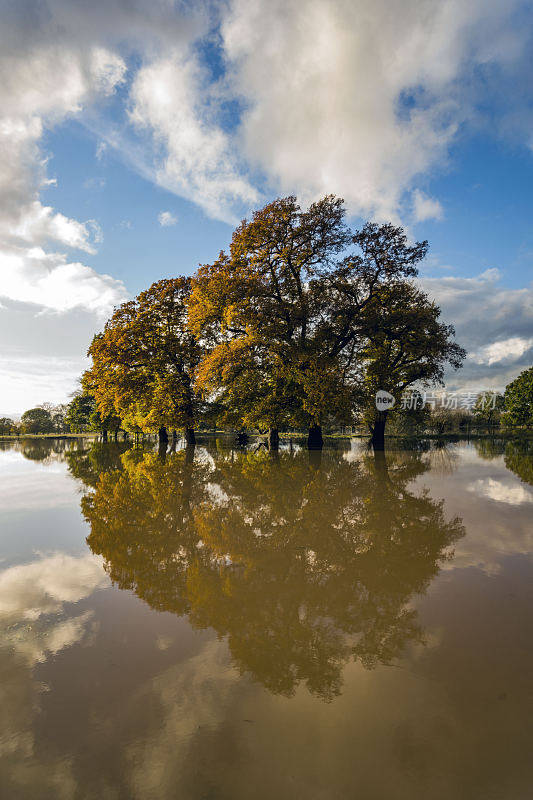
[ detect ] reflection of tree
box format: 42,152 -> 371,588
473,438 -> 506,460
504,441 -> 533,486
17,437 -> 84,463
72,445 -> 464,701
65,441 -> 132,488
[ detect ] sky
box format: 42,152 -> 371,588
1,0 -> 533,416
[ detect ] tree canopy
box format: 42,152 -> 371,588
188,196 -> 464,448
503,366 -> 533,427
80,195 -> 466,449
84,278 -> 200,444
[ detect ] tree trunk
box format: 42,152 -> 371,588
102,429 -> 108,442
236,431 -> 248,446
268,427 -> 279,450
158,426 -> 169,444
185,427 -> 196,446
370,411 -> 388,451
114,430 -> 118,441
158,440 -> 168,462
307,423 -> 323,450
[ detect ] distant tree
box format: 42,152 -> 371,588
356,280 -> 465,449
0,417 -> 16,435
66,393 -> 121,440
503,367 -> 533,427
472,392 -> 504,430
20,407 -> 55,434
85,278 -> 200,445
388,391 -> 431,437
65,394 -> 96,433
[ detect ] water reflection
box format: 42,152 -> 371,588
70,442 -> 465,700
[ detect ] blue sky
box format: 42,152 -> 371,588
1,0 -> 533,413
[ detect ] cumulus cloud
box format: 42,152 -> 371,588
413,190 -> 444,222
130,50 -> 259,222
421,270 -> 533,390
0,39 -> 127,313
158,210 -> 178,227
219,0 -> 525,221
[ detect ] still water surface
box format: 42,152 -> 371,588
0,436 -> 532,799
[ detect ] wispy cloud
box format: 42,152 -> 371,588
158,210 -> 178,227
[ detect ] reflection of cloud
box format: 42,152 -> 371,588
126,638 -> 239,798
0,553 -> 107,624
467,477 -> 533,506
416,446 -> 533,575
5,611 -> 95,667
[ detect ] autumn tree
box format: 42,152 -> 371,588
85,278 -> 200,445
503,367 -> 533,428
189,198 -> 446,449
189,196 -> 356,449
355,280 -> 465,449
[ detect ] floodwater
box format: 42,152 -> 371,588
0,436 -> 532,800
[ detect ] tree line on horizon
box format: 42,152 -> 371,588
1,196 -> 532,448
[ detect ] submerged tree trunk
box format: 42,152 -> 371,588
268,427 -> 279,450
185,427 -> 196,446
307,423 -> 323,450
236,430 -> 249,446
370,411 -> 388,451
158,426 -> 169,444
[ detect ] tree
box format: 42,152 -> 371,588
189,196 -> 355,449
65,392 -> 121,439
189,199 -> 447,449
472,391 -> 504,430
85,278 -> 200,445
503,367 -> 533,428
0,417 -> 16,435
20,407 -> 55,434
356,280 -> 465,449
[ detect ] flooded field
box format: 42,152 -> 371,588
0,436 -> 532,799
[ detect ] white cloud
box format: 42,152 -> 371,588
220,0 -> 524,221
0,42 -> 127,312
130,49 -> 259,222
413,190 -> 444,222
1,245 -> 125,313
7,201 -> 102,254
421,270 -> 533,390
158,210 -> 178,227
95,140 -> 107,160
472,336 -> 533,366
